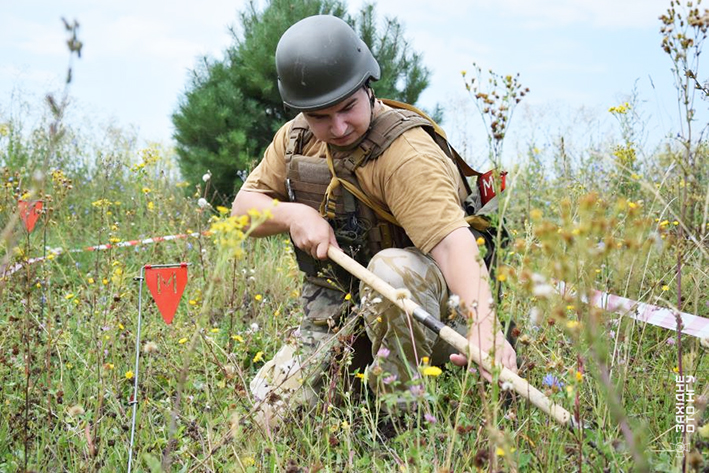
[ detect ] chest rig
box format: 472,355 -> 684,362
284,99 -> 503,289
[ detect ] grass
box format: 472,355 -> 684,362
1,2 -> 709,471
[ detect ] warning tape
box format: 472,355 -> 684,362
3,229 -> 706,339
1,232 -> 204,279
556,281 -> 709,340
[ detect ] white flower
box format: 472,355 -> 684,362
197,198 -> 208,209
202,172 -> 211,182
532,284 -> 554,298
448,294 -> 460,309
529,307 -> 542,327
501,381 -> 514,391
250,322 -> 259,333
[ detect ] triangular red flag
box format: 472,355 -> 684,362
18,200 -> 43,233
144,264 -> 188,324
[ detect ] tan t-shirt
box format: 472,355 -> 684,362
241,103 -> 469,254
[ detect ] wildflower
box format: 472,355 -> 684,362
542,374 -> 564,391
530,209 -> 543,220
448,294 -> 460,309
68,405 -> 85,417
532,284 -> 554,297
355,372 -> 365,380
202,172 -> 211,182
497,274 -> 507,282
698,423 -> 709,439
254,294 -> 263,301
382,374 -> 397,385
198,198 -> 208,209
102,278 -> 109,285
125,370 -> 134,380
496,447 -> 506,457
250,322 -> 259,333
662,285 -> 670,292
147,201 -> 154,211
143,341 -> 158,354
178,337 -> 188,344
376,347 -> 390,358
252,351 -> 264,363
216,206 -> 230,215
422,366 -> 442,377
232,334 -> 244,343
65,293 -> 75,300
210,327 -> 219,333
87,277 -> 95,284
501,381 -> 514,391
476,237 -> 485,246
344,293 -> 352,301
575,371 -> 583,382
424,413 -> 437,424
341,420 -> 349,429
188,299 -> 198,306
421,356 -> 430,364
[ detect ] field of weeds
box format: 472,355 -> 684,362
1,2 -> 709,472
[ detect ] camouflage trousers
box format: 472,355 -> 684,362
297,247 -> 468,397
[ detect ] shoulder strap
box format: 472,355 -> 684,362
380,99 -> 482,184
285,114 -> 313,160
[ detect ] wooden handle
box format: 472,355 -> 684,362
327,246 -> 573,428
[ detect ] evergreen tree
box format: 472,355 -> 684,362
173,0 -> 431,199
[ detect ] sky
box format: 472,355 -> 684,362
1,0 -> 705,164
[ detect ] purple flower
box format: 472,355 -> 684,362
542,374 -> 564,390
424,413 -> 437,424
376,347 -> 390,359
382,374 -> 397,385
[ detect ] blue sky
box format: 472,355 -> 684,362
1,0 -> 704,164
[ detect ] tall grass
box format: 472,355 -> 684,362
1,3 -> 708,471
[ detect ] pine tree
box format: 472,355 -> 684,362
173,0 -> 431,199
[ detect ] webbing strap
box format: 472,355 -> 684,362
323,149 -> 400,226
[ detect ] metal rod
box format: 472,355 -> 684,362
127,266 -> 146,473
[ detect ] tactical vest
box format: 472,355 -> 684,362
284,99 -> 505,290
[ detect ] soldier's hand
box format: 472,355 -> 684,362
449,329 -> 517,383
289,205 -> 339,260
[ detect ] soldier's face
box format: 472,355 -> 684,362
303,88 -> 371,147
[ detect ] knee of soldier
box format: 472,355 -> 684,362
366,248 -> 421,289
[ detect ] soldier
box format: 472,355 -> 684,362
232,14 -> 517,427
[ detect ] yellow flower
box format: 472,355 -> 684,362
142,187 -> 151,194
698,423 -> 709,439
210,328 -> 220,333
231,335 -> 244,343
125,370 -> 134,380
530,209 -> 543,220
87,277 -> 95,284
422,366 -> 442,377
254,294 -> 263,301
495,447 -> 505,457
178,337 -> 188,344
216,206 -> 230,215
662,285 -> 670,292
147,201 -> 154,211
252,351 -> 264,363
65,293 -> 75,300
476,237 -> 485,246
118,323 -> 124,330
497,274 -> 507,282
341,420 -> 349,429
188,299 -> 198,306
421,356 -> 430,365
344,293 -> 352,301
575,371 -> 583,382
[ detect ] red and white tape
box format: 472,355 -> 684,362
556,281 -> 709,340
1,232 -> 204,279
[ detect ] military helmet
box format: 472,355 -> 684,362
276,15 -> 380,112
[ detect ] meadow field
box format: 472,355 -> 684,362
1,4 -> 709,472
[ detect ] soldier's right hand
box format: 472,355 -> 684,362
289,205 -> 340,260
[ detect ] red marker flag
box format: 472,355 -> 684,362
19,200 -> 43,233
144,264 -> 188,324
477,171 -> 507,207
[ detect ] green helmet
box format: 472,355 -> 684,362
276,15 -> 380,112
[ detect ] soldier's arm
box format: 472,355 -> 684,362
429,226 -> 517,379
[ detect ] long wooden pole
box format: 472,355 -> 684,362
327,246 -> 575,428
